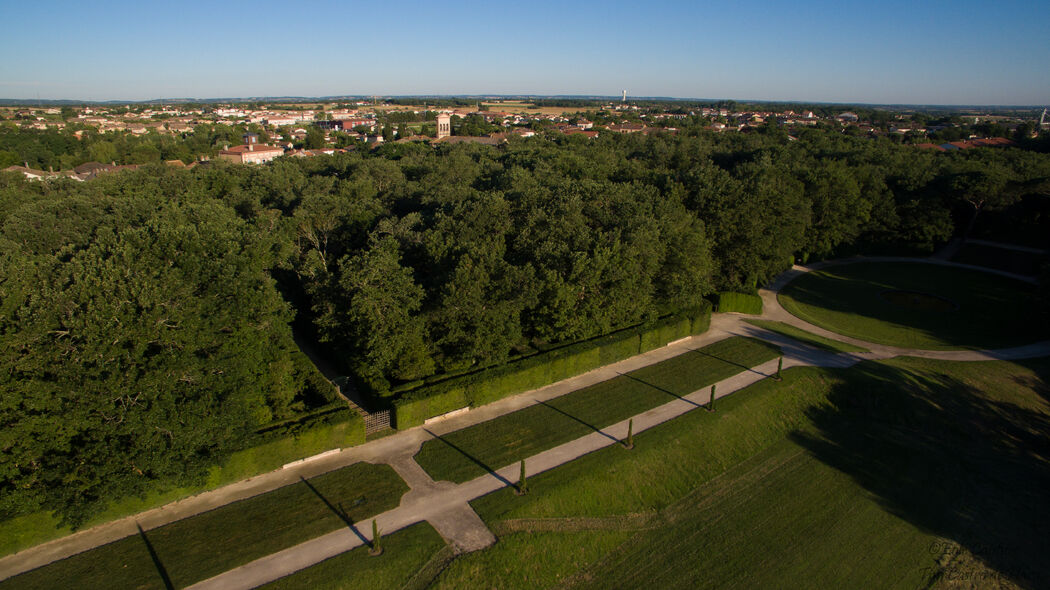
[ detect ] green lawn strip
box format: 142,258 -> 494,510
744,319 -> 869,353
431,530 -> 632,590
414,337 -> 781,483
0,422 -> 362,557
0,463 -> 408,590
569,440 -> 939,590
778,261 -> 1048,350
258,522 -> 446,590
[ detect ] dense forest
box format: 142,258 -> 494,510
2,126 -> 1049,526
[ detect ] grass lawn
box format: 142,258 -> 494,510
568,440 -> 937,590
744,319 -> 869,353
259,523 -> 447,590
431,530 -> 632,590
414,337 -> 781,483
465,356 -> 1050,589
778,261 -> 1049,349
1,463 -> 408,590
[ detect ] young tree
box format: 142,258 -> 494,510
516,459 -> 528,495
369,519 -> 383,556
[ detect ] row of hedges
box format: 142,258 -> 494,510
714,291 -> 763,315
392,302 -> 712,429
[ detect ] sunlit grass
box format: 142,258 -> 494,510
415,337 -> 781,483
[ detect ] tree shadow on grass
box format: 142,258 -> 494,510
423,428 -> 515,489
686,348 -> 771,378
535,399 -> 621,444
790,361 -> 1050,588
136,523 -> 174,590
299,476 -> 371,547
616,372 -> 702,408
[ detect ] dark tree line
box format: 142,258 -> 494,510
1,126 -> 1048,527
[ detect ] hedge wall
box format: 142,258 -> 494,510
208,407 -> 365,487
714,291 -> 763,315
392,302 -> 712,429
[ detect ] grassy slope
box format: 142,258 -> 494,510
1,463 -> 408,590
778,261 -> 1048,349
745,319 -> 870,353
259,523 -> 446,590
569,441 -> 934,590
415,337 -> 781,483
464,356 -> 1050,589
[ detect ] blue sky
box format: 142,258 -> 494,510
2,0 -> 1048,105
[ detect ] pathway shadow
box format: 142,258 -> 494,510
136,523 -> 174,590
790,360 -> 1050,588
617,372 -> 702,408
423,428 -> 515,488
299,476 -> 370,547
732,324 -> 858,369
535,399 -> 620,444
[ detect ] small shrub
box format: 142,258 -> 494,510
369,519 -> 383,556
516,460 -> 528,495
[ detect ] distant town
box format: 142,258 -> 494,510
2,97 -> 1047,181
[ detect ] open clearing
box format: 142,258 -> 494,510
778,261 -> 1048,349
414,337 -> 781,483
1,463 -> 407,590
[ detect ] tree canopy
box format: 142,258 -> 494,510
1,124 -> 1048,526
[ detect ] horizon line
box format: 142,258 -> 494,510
1,94 -> 1047,110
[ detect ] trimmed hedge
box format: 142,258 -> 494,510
204,408 -> 365,487
392,302 -> 713,429
714,291 -> 763,315
392,387 -> 470,433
